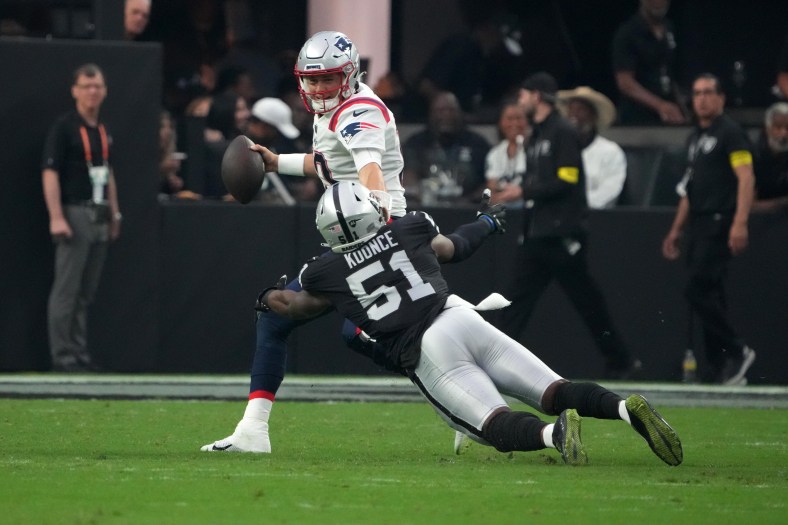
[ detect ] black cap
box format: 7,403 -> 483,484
521,72 -> 558,102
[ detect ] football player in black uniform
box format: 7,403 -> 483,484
258,181 -> 683,466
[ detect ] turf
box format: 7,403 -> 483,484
1,399 -> 785,524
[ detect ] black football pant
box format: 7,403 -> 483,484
685,214 -> 744,378
496,236 -> 631,372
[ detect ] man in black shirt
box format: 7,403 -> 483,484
662,73 -> 756,385
611,0 -> 687,125
41,63 -> 122,372
497,72 -> 637,379
752,102 -> 788,212
259,180 -> 682,466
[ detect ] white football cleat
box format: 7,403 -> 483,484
454,430 -> 472,455
201,418 -> 271,453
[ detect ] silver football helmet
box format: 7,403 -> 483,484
316,181 -> 385,253
295,31 -> 361,114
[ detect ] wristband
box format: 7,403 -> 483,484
478,214 -> 495,231
278,154 -> 306,176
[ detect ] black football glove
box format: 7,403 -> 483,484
476,188 -> 507,234
254,274 -> 287,314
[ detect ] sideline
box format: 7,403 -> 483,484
0,374 -> 786,408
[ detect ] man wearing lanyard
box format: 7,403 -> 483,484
662,73 -> 756,385
42,63 -> 122,372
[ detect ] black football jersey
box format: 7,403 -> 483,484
300,212 -> 450,369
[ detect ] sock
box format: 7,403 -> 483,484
618,400 -> 631,424
542,424 -> 556,448
553,382 -> 623,420
243,396 -> 273,422
481,411 -> 546,452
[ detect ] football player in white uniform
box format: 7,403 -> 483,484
257,181 -> 683,466
202,31 -> 409,454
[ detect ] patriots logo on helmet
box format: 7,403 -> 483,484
334,36 -> 353,53
340,122 -> 379,143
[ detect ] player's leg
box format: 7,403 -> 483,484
543,380 -> 683,466
413,307 -> 586,464
202,278 -> 312,453
464,307 -> 682,466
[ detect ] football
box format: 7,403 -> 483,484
221,135 -> 266,204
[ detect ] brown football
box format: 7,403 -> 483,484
221,135 -> 266,204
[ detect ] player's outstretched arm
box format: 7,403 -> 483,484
261,288 -> 331,320
434,189 -> 507,263
255,275 -> 331,320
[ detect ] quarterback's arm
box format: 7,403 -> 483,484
357,158 -> 385,192
250,145 -> 316,177
263,288 -> 332,320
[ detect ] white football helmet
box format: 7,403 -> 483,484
295,31 -> 361,114
316,181 -> 385,253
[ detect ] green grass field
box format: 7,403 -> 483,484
1,399 -> 785,525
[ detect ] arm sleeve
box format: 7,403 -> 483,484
351,147 -> 383,173
445,219 -> 492,263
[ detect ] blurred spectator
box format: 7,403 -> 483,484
275,49 -> 314,153
557,86 -> 627,209
403,92 -> 491,206
416,8 -> 524,119
184,95 -> 212,118
216,0 -> 282,100
612,0 -> 687,125
661,73 -> 756,385
752,102 -> 788,212
497,72 -> 638,379
158,109 -> 184,197
484,100 -> 528,208
776,34 -> 788,100
151,0 -> 226,116
204,90 -> 249,142
124,0 -> 151,41
247,97 -> 320,203
214,65 -> 256,106
183,91 -> 248,200
373,71 -> 420,121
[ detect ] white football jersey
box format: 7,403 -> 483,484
312,83 -> 406,217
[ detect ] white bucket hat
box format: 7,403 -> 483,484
250,97 -> 300,139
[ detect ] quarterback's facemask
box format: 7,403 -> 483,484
316,181 -> 385,253
295,30 -> 361,115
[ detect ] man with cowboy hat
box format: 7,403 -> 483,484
558,86 -> 627,209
